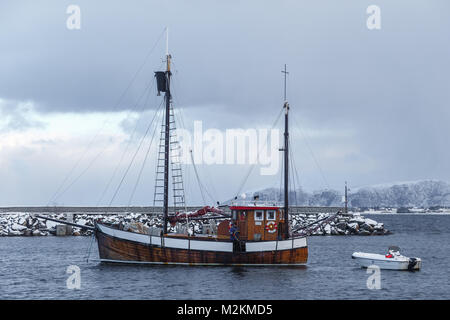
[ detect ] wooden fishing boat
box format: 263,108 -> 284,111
95,205 -> 307,266
92,30 -> 309,266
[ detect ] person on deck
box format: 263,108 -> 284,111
229,223 -> 239,241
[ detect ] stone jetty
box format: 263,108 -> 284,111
292,212 -> 390,236
0,211 -> 390,237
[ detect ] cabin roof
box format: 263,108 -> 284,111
230,206 -> 280,211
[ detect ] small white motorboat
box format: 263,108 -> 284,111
352,246 -> 421,271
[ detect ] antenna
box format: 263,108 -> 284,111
165,27 -> 169,56
281,64 -> 289,101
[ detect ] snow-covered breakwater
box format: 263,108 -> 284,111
292,212 -> 390,236
0,211 -> 390,236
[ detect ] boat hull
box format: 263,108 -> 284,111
95,223 -> 308,266
352,252 -> 421,270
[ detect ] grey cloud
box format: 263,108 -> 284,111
0,99 -> 46,132
0,0 -> 449,204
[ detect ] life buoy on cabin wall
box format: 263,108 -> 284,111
265,221 -> 277,233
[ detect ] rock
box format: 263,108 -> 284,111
77,219 -> 87,226
349,216 -> 365,225
56,225 -> 67,236
37,221 -> 46,229
8,230 -> 22,236
359,230 -> 371,236
46,220 -> 58,229
374,223 -> 384,230
26,217 -> 34,227
12,223 -> 27,231
32,230 -> 42,236
347,222 -> 359,232
336,222 -> 347,230
364,218 -> 378,226
324,224 -> 332,235
360,223 -> 374,232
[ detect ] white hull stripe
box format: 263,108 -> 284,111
97,224 -> 307,253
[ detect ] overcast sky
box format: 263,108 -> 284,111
0,1 -> 449,206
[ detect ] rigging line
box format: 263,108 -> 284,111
289,140 -> 298,206
187,154 -> 216,204
53,79 -> 156,204
171,76 -> 215,205
126,103 -> 164,207
96,80 -> 157,206
190,150 -> 207,205
290,141 -> 303,204
234,106 -> 285,199
265,171 -> 280,202
47,29 -> 166,206
171,74 -> 193,134
291,112 -> 331,190
108,99 -> 165,208
200,175 -> 217,204
46,136 -> 95,206
84,234 -> 95,262
172,102 -> 218,204
199,164 -> 219,204
288,146 -> 294,205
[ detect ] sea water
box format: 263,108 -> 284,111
0,214 -> 449,299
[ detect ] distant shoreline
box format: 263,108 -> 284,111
0,206 -> 449,215
0,206 -> 343,214
361,211 -> 450,215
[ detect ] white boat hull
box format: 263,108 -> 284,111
352,252 -> 421,270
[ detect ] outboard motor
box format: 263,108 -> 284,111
408,258 -> 418,271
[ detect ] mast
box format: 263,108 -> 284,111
282,64 -> 289,239
154,28 -> 185,233
163,28 -> 171,234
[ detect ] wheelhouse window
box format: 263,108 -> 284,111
267,210 -> 276,220
255,210 -> 264,221
232,210 -> 237,220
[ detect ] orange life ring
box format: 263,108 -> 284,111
265,221 -> 277,233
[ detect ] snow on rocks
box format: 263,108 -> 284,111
291,212 -> 391,236
363,218 -> 378,226
11,223 -> 28,231
0,210 -> 391,237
